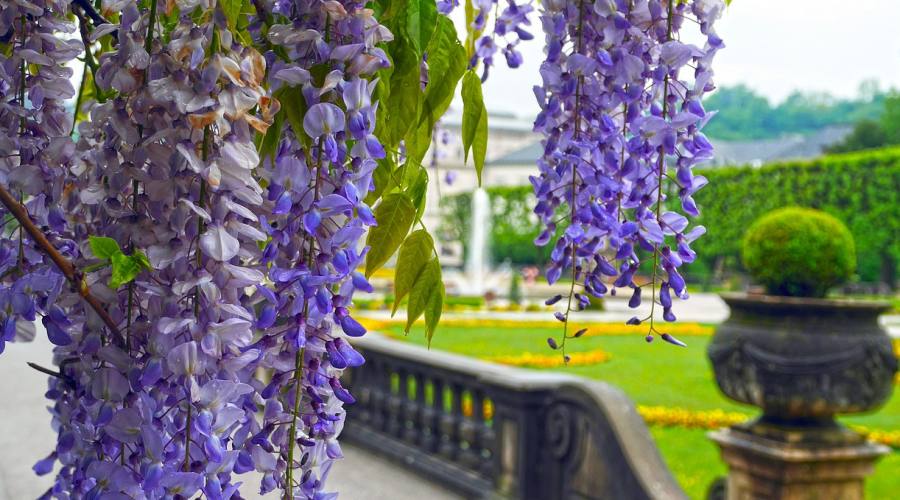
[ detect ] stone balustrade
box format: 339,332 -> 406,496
342,334 -> 686,500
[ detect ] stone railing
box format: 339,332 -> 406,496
342,334 -> 686,500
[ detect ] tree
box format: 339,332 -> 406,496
825,119 -> 887,154
703,84 -> 890,141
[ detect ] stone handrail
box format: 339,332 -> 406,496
343,334 -> 686,500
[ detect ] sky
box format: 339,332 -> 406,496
475,0 -> 900,117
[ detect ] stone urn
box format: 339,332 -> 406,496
707,293 -> 897,500
709,293 -> 897,426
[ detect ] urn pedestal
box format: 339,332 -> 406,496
707,293 -> 897,500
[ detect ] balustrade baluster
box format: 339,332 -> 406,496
402,371 -> 426,444
386,368 -> 406,437
459,389 -> 481,468
439,382 -> 464,460
368,358 -> 388,431
478,393 -> 496,477
423,377 -> 444,453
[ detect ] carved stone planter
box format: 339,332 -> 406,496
707,293 -> 897,500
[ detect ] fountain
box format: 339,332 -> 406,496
465,188 -> 490,295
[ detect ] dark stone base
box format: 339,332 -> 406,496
709,424 -> 888,500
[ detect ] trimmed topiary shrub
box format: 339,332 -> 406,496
742,207 -> 856,297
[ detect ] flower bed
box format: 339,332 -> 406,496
485,349 -> 611,368
361,318 -> 714,337
638,405 -> 900,449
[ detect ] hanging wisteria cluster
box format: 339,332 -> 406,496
0,0 -> 724,497
532,0 -> 724,353
469,0 -> 534,80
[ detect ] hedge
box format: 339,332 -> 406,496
441,147 -> 900,284
696,147 -> 900,284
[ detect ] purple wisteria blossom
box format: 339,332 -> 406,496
470,0 -> 535,81
0,0 -> 727,497
532,0 -> 724,349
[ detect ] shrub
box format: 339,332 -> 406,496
444,295 -> 486,308
742,207 -> 856,297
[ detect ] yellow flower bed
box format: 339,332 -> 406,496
853,427 -> 900,448
637,405 -> 900,448
485,349 -> 611,368
359,317 -> 714,337
638,405 -> 748,430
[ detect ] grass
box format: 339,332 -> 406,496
379,322 -> 900,499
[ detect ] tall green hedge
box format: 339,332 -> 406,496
695,147 -> 900,284
441,147 -> 900,283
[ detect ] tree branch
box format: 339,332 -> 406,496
27,362 -> 76,388
71,0 -> 111,28
0,185 -> 126,347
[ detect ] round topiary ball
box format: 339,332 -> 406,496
742,207 -> 856,298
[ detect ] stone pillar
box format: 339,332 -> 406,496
709,423 -> 889,500
706,294 -> 897,500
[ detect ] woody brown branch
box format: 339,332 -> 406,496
0,184 -> 126,347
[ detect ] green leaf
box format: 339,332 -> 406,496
88,236 -> 123,260
403,0 -> 438,57
463,0 -> 482,59
392,230 -> 435,315
109,253 -> 142,289
132,250 -> 152,270
405,257 -> 444,344
461,70 -> 489,185
423,274 -> 444,345
220,0 -> 245,31
365,193 -> 417,277
275,85 -> 311,149
404,121 -> 434,167
365,156 -> 397,206
407,165 -> 429,218
421,16 -> 467,126
405,16 -> 466,165
376,35 -> 423,148
258,105 -> 284,163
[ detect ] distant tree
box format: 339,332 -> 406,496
703,85 -> 775,140
824,119 -> 887,154
880,93 -> 900,144
824,92 -> 900,154
704,83 -> 889,141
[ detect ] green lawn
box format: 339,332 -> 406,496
383,323 -> 900,499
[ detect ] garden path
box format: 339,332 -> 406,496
0,335 -> 460,500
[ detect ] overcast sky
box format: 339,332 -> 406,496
476,0 -> 900,117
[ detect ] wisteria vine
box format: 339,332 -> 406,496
533,0 -> 724,355
0,0 -> 724,497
